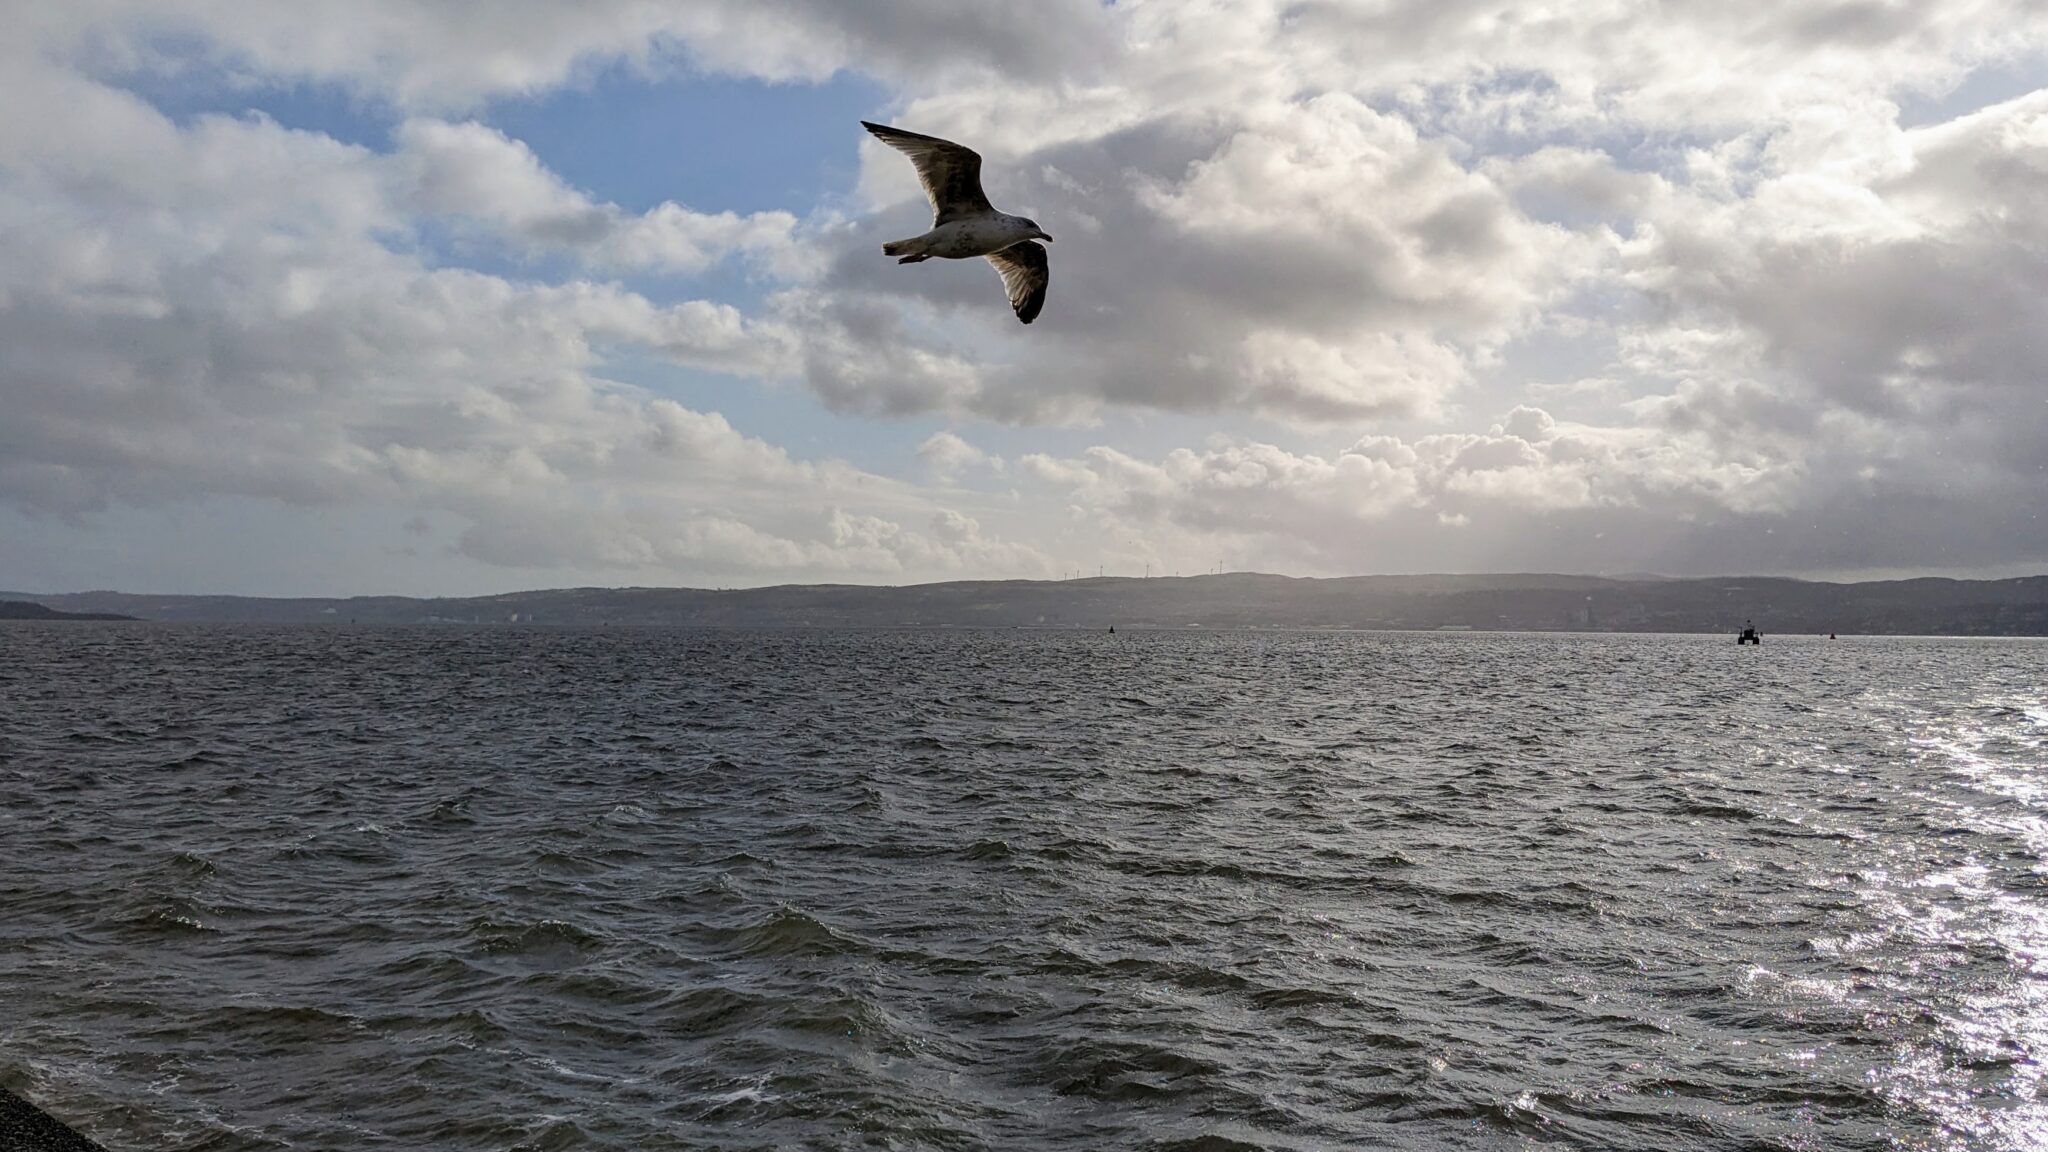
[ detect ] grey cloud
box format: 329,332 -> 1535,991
807,95 -> 1580,425
1020,407 -> 2048,577
1286,0 -> 2042,133
1489,147 -> 1665,228
27,1 -> 1115,110
0,67 -> 1047,581
10,1 -> 2048,585
1619,91 -> 2048,497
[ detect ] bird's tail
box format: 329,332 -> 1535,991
883,238 -> 931,264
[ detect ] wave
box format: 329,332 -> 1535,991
711,907 -> 868,960
467,917 -> 607,964
6,627 -> 2039,1149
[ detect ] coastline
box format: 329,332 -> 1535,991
0,1084 -> 105,1151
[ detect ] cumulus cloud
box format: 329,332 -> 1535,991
1017,405 -> 1848,575
820,71 -> 1592,424
1606,86 -> 2048,528
393,119 -> 802,275
828,0 -> 2048,432
18,1 -> 1116,111
917,432 -> 1004,481
6,0 -> 2048,586
0,28 -> 1049,583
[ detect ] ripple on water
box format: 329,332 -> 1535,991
466,918 -> 607,968
4,626 -> 2048,1150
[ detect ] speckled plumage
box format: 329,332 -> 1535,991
864,121 -> 1053,324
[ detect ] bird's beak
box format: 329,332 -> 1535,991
1037,232 -> 1054,243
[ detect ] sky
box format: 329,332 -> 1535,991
3,1 -> 2047,596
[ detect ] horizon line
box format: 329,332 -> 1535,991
11,568 -> 2048,602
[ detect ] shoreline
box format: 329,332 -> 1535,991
0,1084 -> 105,1151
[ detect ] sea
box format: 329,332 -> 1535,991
2,624 -> 2046,1151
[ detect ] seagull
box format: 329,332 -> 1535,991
862,121 -> 1052,324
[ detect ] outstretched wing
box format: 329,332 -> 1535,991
862,121 -> 993,226
986,241 -> 1049,324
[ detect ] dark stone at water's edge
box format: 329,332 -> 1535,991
0,1085 -> 107,1151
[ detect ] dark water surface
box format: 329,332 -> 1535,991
3,626 -> 2046,1150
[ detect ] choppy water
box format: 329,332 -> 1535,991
2,626 -> 2046,1151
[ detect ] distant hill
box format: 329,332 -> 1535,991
6,573 -> 2048,635
0,599 -> 136,621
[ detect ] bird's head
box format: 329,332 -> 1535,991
1020,217 -> 1052,242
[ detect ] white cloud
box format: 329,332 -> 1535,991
0,39 -> 1050,583
393,119 -> 802,275
1609,86 -> 2048,509
19,1 -> 1116,111
1015,406 -> 1831,574
823,78 -> 1594,425
916,432 -> 1004,481
7,1 -> 2048,586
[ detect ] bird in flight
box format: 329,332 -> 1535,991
863,121 -> 1052,324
